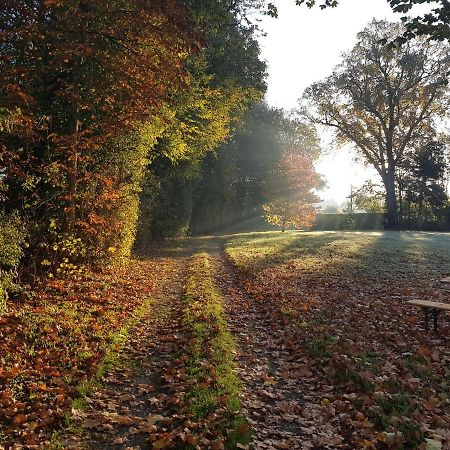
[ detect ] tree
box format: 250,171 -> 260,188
136,0 -> 267,242
291,0 -> 450,42
0,0 -> 199,268
189,103 -> 321,235
300,20 -> 450,228
353,181 -> 386,213
263,150 -> 322,232
398,140 -> 449,228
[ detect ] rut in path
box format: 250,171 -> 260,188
61,255 -> 190,450
211,250 -> 346,450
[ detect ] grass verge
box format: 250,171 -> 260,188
183,253 -> 251,449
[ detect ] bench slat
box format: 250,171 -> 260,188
407,300 -> 450,311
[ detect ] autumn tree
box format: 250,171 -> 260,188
190,104 -> 288,234
0,0 -> 198,268
190,104 -> 321,234
136,0 -> 267,242
263,149 -> 322,232
300,20 -> 450,228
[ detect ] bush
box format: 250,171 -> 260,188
0,212 -> 26,310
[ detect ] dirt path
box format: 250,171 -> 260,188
61,254 -> 191,449
60,240 -> 345,449
211,250 -> 346,450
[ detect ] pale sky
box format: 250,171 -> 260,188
257,0 -> 430,204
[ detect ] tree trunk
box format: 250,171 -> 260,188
382,169 -> 399,229
65,51 -> 82,233
397,171 -> 403,225
65,109 -> 79,232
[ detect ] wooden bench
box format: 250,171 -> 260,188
407,300 -> 450,333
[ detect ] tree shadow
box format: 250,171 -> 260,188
134,235 -> 226,260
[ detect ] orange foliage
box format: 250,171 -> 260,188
263,149 -> 322,230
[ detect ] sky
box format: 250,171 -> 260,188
256,0 -> 429,205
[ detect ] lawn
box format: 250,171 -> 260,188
224,230 -> 450,448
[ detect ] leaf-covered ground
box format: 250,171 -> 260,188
224,231 -> 450,449
60,248 -> 251,449
0,256 -> 171,448
213,250 -> 343,449
2,231 -> 449,449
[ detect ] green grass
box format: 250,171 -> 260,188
183,253 -> 251,448
222,230 -> 450,448
224,230 -> 450,282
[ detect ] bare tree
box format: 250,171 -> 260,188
300,20 -> 450,228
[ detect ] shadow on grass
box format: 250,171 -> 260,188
224,230 -> 450,285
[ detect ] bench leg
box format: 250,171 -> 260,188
424,307 -> 429,333
433,309 -> 441,333
422,307 -> 441,333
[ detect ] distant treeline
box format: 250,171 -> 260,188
191,211 -> 450,235
313,214 -> 385,231
315,213 -> 450,232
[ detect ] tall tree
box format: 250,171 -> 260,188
300,20 -> 450,228
190,104 -> 287,234
190,103 -> 321,235
136,0 -> 267,242
0,0 -> 198,267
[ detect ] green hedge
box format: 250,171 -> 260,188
313,213 -> 385,231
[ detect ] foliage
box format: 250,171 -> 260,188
137,160 -> 198,244
313,212 -> 385,230
301,19 -> 450,228
263,150 -> 322,231
0,212 -> 26,310
84,121 -> 165,260
191,104 -> 286,235
353,181 -> 386,213
136,0 -> 267,242
293,0 -> 450,42
191,103 -> 321,235
0,0 -> 198,273
398,140 -> 450,229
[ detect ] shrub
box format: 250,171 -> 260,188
0,212 -> 26,310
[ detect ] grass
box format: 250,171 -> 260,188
224,230 -> 450,282
223,230 -> 450,448
183,252 -> 251,448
